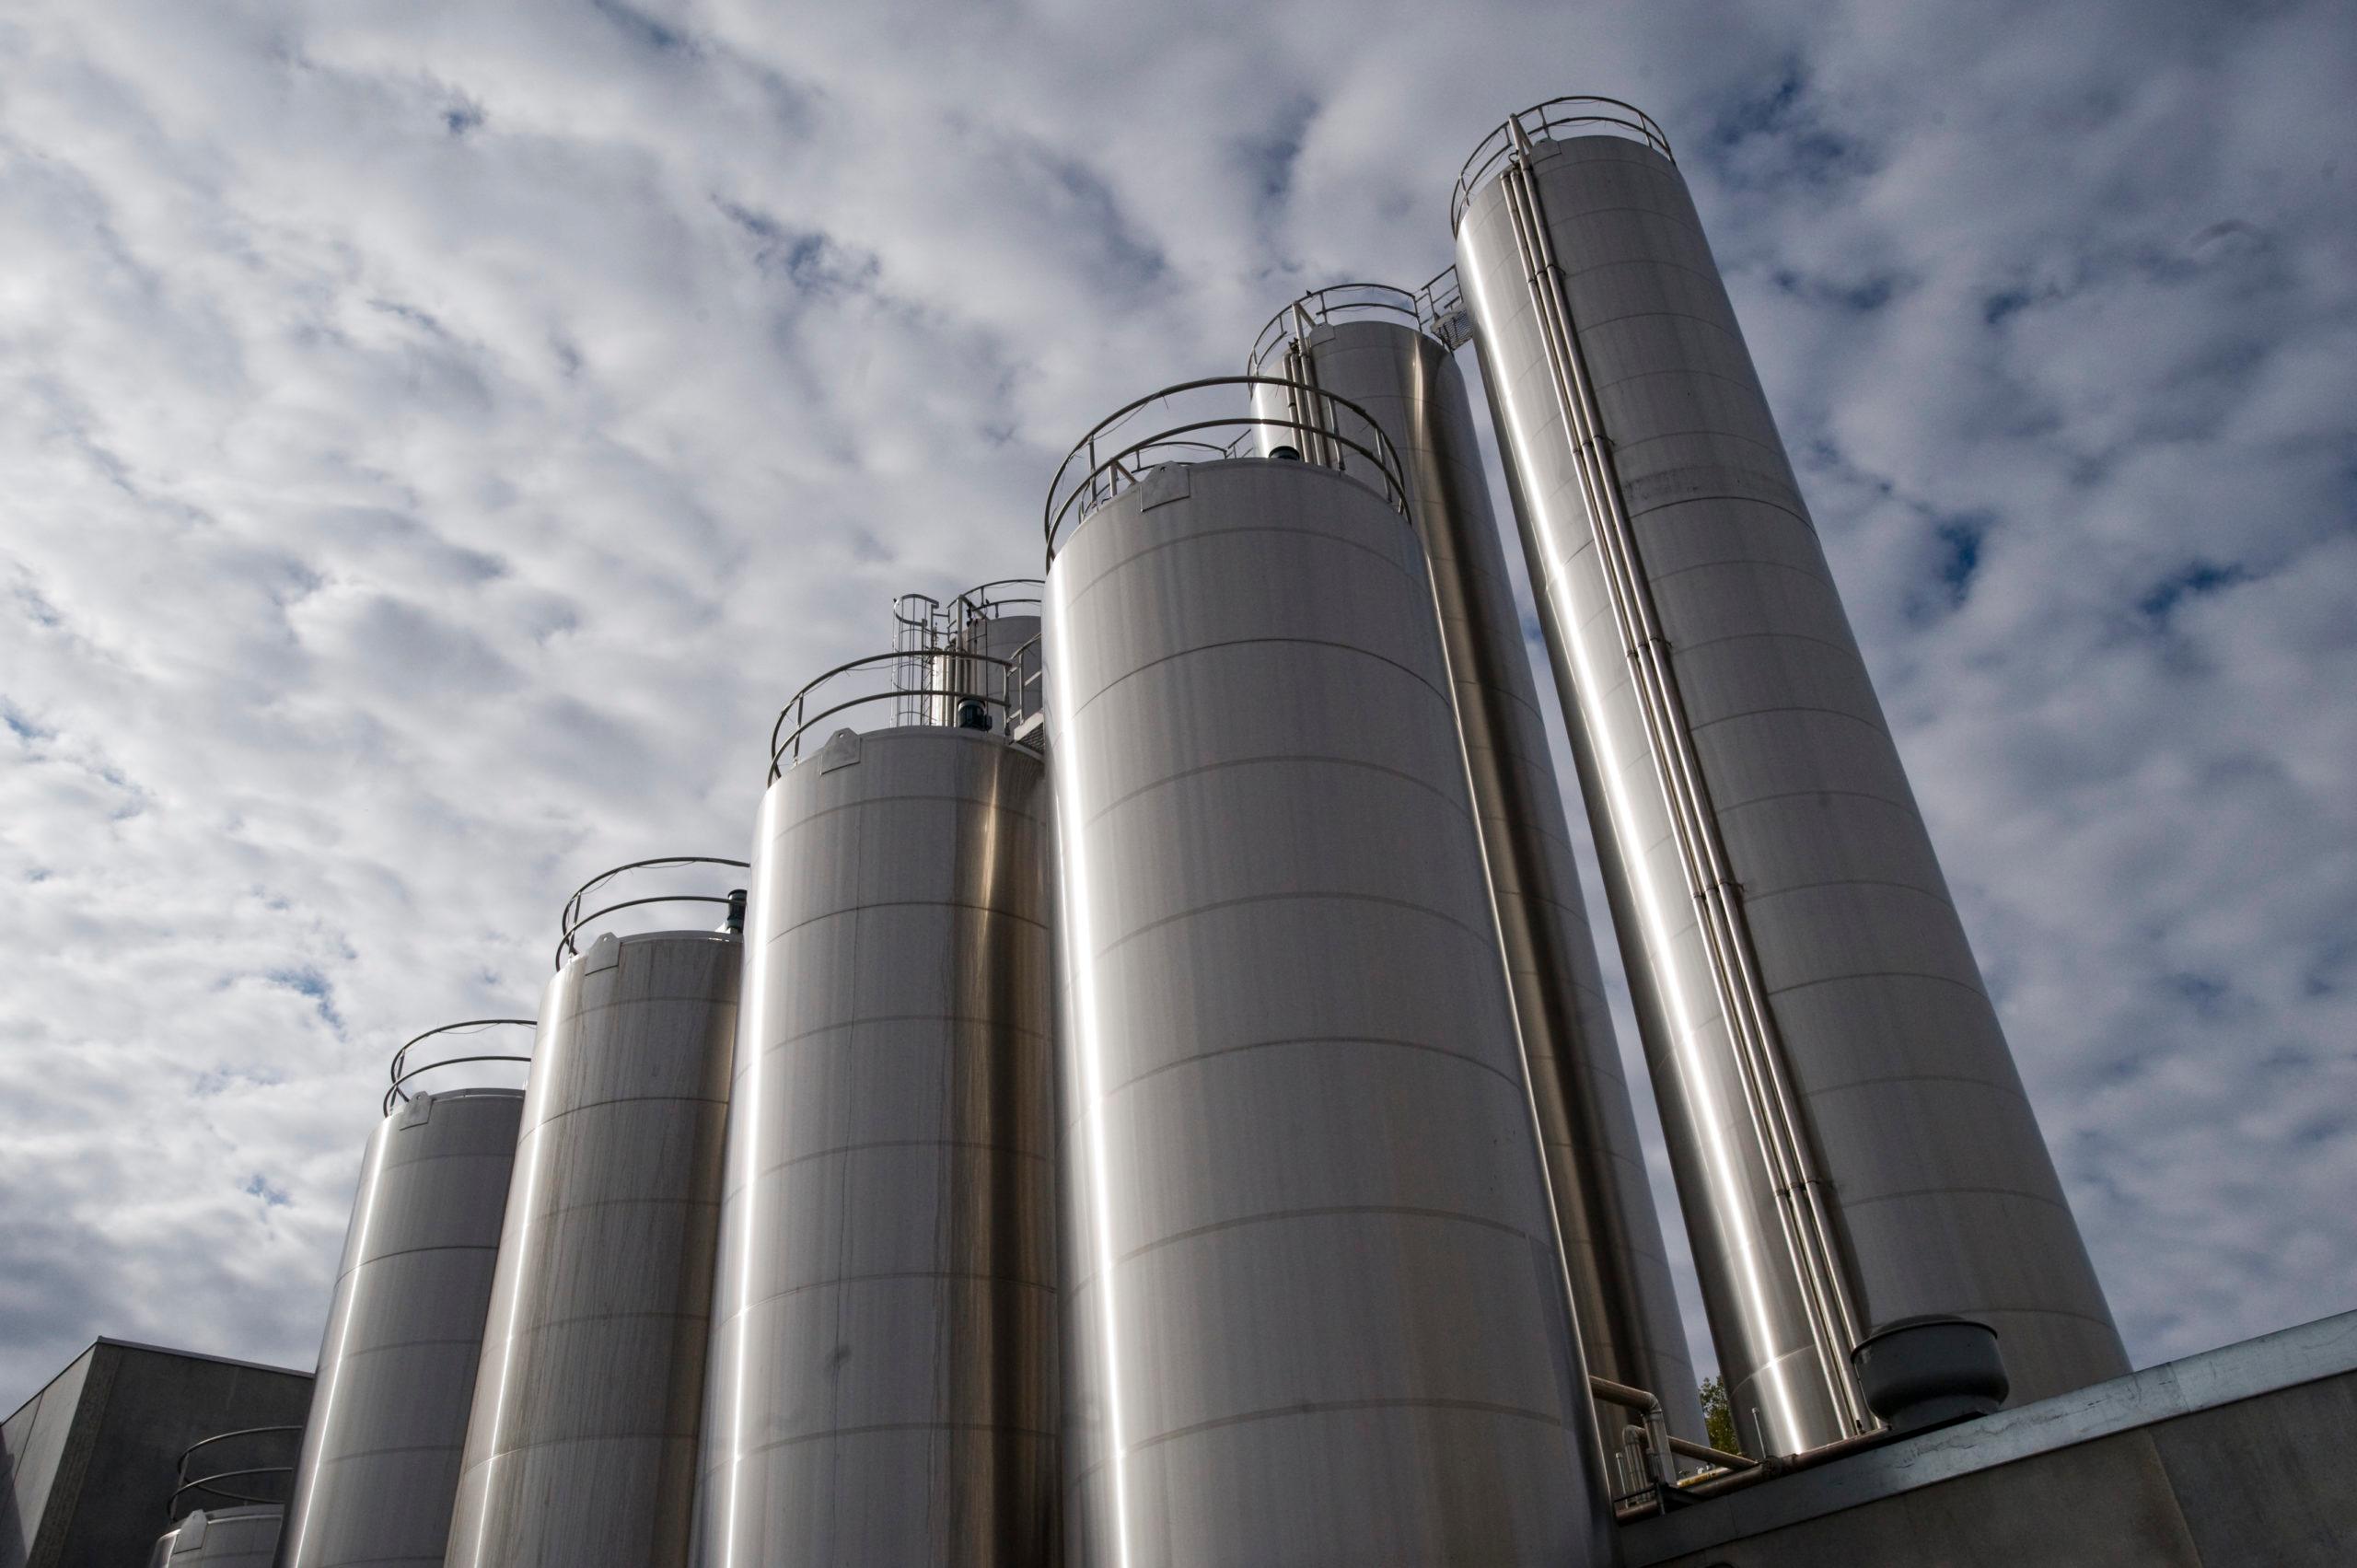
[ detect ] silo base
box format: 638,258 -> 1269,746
1623,1309 -> 2357,1567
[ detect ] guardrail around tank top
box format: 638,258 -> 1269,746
383,1018 -> 536,1116
553,854 -> 750,971
1245,278 -> 1474,370
1043,375 -> 1409,563
769,648 -> 1027,779
1452,94 -> 1675,234
168,1424 -> 304,1519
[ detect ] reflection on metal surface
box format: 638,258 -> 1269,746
695,725 -> 1057,1566
1047,450 -> 1615,1566
1455,102 -> 2128,1455
278,1087 -> 523,1568
1247,296 -> 1705,1450
444,920 -> 740,1568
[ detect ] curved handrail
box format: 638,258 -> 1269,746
168,1424 -> 303,1516
1452,95 -> 1674,233
1043,376 -> 1409,563
554,855 -> 750,969
943,577 -> 1045,619
769,649 -> 1017,779
1247,283 -> 1422,373
384,1018 -> 534,1116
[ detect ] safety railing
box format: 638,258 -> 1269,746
1246,284 -> 1423,373
892,578 -> 1045,726
1418,265 -> 1474,350
168,1425 -> 302,1518
554,854 -> 750,970
770,649 -> 1022,779
1451,95 -> 1674,233
384,1019 -> 534,1116
1248,277 -> 1479,370
1043,376 -> 1409,563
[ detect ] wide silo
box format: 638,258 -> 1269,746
1045,379 -> 1615,1567
443,861 -> 743,1568
1248,287 -> 1703,1449
1452,98 -> 2128,1455
692,655 -> 1057,1566
277,1031 -> 527,1568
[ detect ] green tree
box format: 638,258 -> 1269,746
1698,1376 -> 1740,1456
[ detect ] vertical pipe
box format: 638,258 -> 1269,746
1454,102 -> 2128,1455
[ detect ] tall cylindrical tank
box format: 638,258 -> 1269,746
1452,99 -> 2128,1455
162,1506 -> 282,1567
1044,386 -> 1615,1567
276,1085 -> 523,1568
1249,291 -> 1703,1446
444,878 -> 741,1568
693,709 -> 1057,1564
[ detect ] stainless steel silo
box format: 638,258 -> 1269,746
692,665 -> 1057,1567
1248,287 -> 1703,1448
1044,380 -> 1615,1567
443,862 -> 743,1568
277,1058 -> 525,1568
162,1507 -> 282,1567
1452,98 -> 2128,1456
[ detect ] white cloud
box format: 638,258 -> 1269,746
1,0 -> 2350,1406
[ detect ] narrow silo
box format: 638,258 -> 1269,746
277,1035 -> 527,1568
692,659 -> 1057,1566
443,861 -> 743,1568
1249,287 -> 1703,1448
1452,98 -> 2128,1455
1045,381 -> 1615,1567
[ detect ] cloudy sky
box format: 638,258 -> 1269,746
3,0 -> 2351,1409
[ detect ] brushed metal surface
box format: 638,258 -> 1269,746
695,726 -> 1058,1568
275,1088 -> 522,1568
444,931 -> 739,1568
1456,128 -> 2127,1454
1251,309 -> 1703,1446
1048,456 -> 1614,1567
148,1528 -> 180,1568
166,1506 -> 280,1567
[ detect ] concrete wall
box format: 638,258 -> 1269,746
0,1342 -> 313,1568
1626,1311 -> 2357,1568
